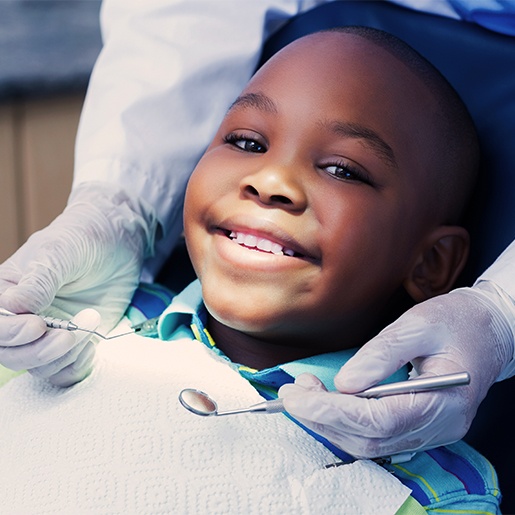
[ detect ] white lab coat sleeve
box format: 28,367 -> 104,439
475,239 -> 515,380
73,0 -> 325,279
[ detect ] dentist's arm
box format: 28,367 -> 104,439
280,240 -> 515,458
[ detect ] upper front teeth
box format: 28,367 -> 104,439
229,231 -> 295,256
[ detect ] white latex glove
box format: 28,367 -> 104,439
0,181 -> 156,386
279,283 -> 514,458
0,308 -> 101,387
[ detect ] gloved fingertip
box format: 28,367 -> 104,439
333,368 -> 366,393
71,308 -> 101,332
295,372 -> 327,391
279,391 -> 305,414
277,383 -> 300,398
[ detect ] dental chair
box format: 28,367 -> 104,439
256,1 -> 515,510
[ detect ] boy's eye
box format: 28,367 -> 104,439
225,133 -> 267,153
324,162 -> 372,185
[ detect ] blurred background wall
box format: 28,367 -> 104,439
0,0 -> 102,263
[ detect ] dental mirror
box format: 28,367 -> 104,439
179,388 -> 284,416
179,388 -> 218,416
179,372 -> 470,417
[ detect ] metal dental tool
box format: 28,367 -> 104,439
0,307 -> 160,340
179,388 -> 285,416
354,371 -> 470,398
178,371 -> 470,417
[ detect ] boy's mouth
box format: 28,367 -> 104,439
227,230 -> 301,258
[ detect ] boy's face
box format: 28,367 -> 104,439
184,33 -> 442,351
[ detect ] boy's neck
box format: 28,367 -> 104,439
206,316 -> 324,370
204,288 -> 414,370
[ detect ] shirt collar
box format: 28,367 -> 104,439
158,280 -> 407,390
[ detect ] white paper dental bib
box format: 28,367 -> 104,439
0,334 -> 410,514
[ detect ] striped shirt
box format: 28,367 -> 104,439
128,280 -> 502,514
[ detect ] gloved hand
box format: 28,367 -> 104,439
0,181 -> 156,387
0,308 -> 101,387
279,283 -> 514,458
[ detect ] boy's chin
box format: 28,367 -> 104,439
205,305 -> 324,348
201,282 -> 294,329
207,306 -> 282,336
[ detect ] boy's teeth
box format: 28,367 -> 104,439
257,238 -> 272,252
228,231 -> 295,256
243,234 -> 257,247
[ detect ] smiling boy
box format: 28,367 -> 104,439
184,27 -> 477,369
0,27 -> 500,514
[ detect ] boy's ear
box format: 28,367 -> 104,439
403,226 -> 470,302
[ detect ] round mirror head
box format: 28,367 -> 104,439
179,388 -> 218,416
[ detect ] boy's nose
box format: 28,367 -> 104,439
240,165 -> 307,211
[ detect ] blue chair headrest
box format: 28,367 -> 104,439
259,1 -> 515,285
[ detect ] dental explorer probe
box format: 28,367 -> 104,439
0,307 -> 136,340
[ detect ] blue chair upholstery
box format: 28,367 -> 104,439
258,2 -> 515,510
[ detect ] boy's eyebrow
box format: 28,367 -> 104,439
229,92 -> 397,169
325,120 -> 397,169
228,92 -> 278,114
